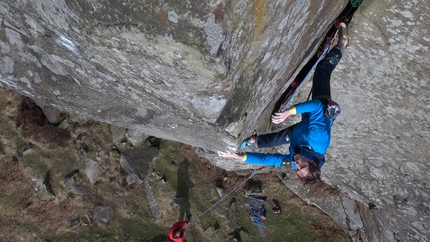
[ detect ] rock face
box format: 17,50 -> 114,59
0,0 -> 429,241
0,0 -> 346,151
323,1 -> 430,241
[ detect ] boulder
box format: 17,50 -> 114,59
64,169 -> 79,187
227,201 -> 239,229
145,181 -> 159,220
39,105 -> 65,125
81,157 -> 101,185
125,129 -> 148,147
110,125 -> 127,142
119,146 -> 158,184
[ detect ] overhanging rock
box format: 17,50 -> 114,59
0,0 -> 343,152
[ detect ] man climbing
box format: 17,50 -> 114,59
168,221 -> 188,242
218,23 -> 349,184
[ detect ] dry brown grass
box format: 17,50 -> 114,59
213,3 -> 225,23
21,198 -> 77,232
0,159 -> 27,195
0,158 -> 77,235
0,137 -> 5,154
15,97 -> 71,147
153,10 -> 169,26
0,215 -> 26,242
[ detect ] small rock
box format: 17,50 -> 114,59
70,217 -> 80,227
125,129 -> 148,146
58,118 -> 70,129
216,187 -> 223,198
113,190 -> 124,197
125,175 -> 136,185
64,177 -> 75,187
71,186 -> 88,195
40,105 -> 65,124
168,11 -> 178,23
81,158 -> 101,185
110,125 -> 127,142
22,143 -> 34,156
228,202 -> 239,229
93,206 -> 114,223
23,148 -> 35,156
64,169 -> 79,187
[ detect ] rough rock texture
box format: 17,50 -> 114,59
119,146 -> 158,184
39,104 -> 66,124
0,0 -> 429,241
81,156 -> 101,185
324,1 -> 430,241
0,0 -> 344,151
145,180 -> 159,220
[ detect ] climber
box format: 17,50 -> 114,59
168,221 -> 188,242
218,23 -> 349,184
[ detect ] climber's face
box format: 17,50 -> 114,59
294,154 -> 311,179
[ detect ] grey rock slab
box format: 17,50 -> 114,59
145,181 -> 159,220
125,129 -> 148,147
71,185 -> 88,195
119,146 -> 158,184
58,118 -> 70,129
227,202 -> 239,229
110,125 -> 127,142
39,104 -> 65,124
81,157 -> 101,185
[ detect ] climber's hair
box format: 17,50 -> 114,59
298,160 -> 321,184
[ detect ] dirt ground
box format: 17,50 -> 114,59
0,88 -> 351,242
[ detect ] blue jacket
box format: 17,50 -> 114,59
245,99 -> 332,169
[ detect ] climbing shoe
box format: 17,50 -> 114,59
338,22 -> 349,40
239,138 -> 252,150
335,22 -> 349,48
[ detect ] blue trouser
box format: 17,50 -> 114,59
256,47 -> 343,148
